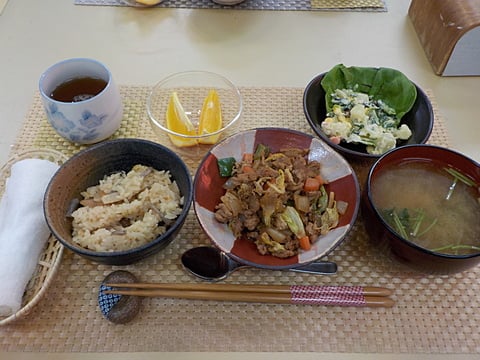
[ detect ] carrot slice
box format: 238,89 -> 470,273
304,177 -> 321,192
314,174 -> 325,185
242,153 -> 253,163
241,165 -> 255,173
299,235 -> 311,251
329,136 -> 341,145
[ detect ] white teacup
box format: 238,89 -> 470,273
39,58 -> 123,144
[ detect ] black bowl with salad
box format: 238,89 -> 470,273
303,64 -> 434,160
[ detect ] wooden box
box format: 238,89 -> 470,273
408,0 -> 480,76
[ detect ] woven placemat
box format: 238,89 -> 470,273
74,0 -> 387,12
1,86 -> 479,354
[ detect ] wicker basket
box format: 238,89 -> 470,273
0,149 -> 67,326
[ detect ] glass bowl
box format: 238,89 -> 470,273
147,71 -> 243,159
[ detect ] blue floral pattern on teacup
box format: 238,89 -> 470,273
79,110 -> 107,129
47,103 -> 75,133
46,103 -> 107,143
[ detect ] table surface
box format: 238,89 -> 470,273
0,0 -> 479,358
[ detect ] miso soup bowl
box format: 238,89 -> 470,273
362,144 -> 480,274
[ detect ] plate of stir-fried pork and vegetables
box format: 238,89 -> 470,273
193,128 -> 360,269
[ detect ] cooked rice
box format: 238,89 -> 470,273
71,164 -> 183,252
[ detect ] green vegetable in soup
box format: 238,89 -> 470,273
321,64 -> 417,120
431,244 -> 480,253
380,207 -> 438,242
444,166 -> 477,200
444,167 -> 476,187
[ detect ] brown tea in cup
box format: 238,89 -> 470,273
50,76 -> 108,103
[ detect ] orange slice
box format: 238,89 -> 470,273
198,89 -> 222,145
165,92 -> 198,147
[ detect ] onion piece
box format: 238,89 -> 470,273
265,227 -> 287,243
327,191 -> 335,208
336,200 -> 349,215
294,193 -> 310,213
223,178 -> 236,190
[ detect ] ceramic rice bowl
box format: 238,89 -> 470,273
44,138 -> 193,265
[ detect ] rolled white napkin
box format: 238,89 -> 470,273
0,158 -> 59,317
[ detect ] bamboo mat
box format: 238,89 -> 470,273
74,0 -> 387,12
1,86 -> 479,354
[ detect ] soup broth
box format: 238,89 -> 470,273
371,160 -> 480,255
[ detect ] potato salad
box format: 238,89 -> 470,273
321,88 -> 412,155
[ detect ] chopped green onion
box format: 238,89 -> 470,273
391,210 -> 409,239
444,167 -> 477,200
444,167 -> 476,187
416,217 -> 438,237
431,244 -> 480,254
411,209 -> 425,237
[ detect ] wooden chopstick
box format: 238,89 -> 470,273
104,282 -> 393,297
102,283 -> 394,308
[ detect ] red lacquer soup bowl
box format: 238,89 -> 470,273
193,127 -> 360,270
362,144 -> 480,274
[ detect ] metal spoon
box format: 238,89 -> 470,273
181,246 -> 337,282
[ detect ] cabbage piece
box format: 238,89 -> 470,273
219,191 -> 243,216
258,232 -> 286,253
314,185 -> 328,214
259,190 -> 282,226
320,207 -> 339,235
280,206 -> 306,239
268,169 -> 285,194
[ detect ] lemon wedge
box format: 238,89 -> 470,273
198,89 -> 223,145
165,92 -> 198,147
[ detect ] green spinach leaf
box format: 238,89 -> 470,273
321,64 -> 417,119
